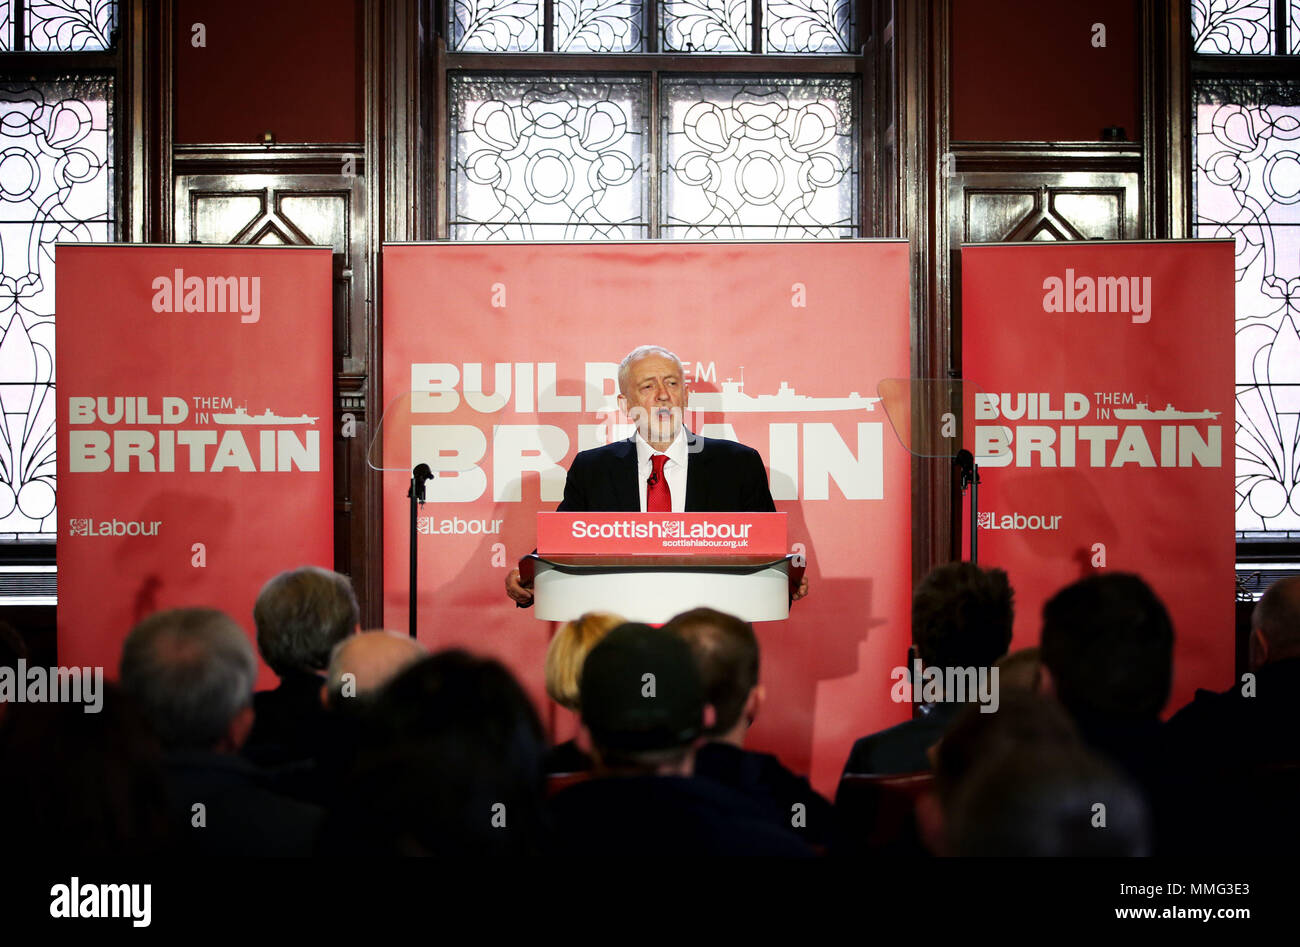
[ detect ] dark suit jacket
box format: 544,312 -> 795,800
557,431 -> 776,513
840,701 -> 962,776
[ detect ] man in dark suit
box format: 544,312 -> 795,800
506,344 -> 805,605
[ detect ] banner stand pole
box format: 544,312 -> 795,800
407,464 -> 434,638
954,450 -> 981,564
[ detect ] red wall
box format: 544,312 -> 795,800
174,0 -> 363,144
950,0 -> 1141,142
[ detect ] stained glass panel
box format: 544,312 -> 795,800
449,75 -> 649,239
0,79 -> 113,540
451,0 -> 542,53
0,2 -> 11,51
661,0 -> 750,53
661,76 -> 858,238
1191,0 -> 1274,54
555,0 -> 645,52
763,0 -> 854,54
26,0 -> 115,52
1291,0 -> 1300,53
1194,85 -> 1300,537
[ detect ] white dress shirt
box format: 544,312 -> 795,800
635,427 -> 689,513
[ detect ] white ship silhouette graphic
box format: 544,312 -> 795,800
212,405 -> 319,425
689,379 -> 880,413
1111,402 -> 1220,421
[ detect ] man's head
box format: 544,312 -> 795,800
253,566 -> 360,677
663,607 -> 762,744
912,562 -> 1015,671
325,630 -> 427,710
119,608 -> 257,753
579,623 -> 706,774
1039,573 -> 1174,721
617,345 -> 689,449
1251,576 -> 1300,670
544,611 -> 625,712
946,743 -> 1150,856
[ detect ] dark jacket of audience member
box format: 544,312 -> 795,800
319,650 -> 548,855
664,607 -> 836,848
0,684 -> 175,856
844,563 -> 1014,776
120,608 -> 323,856
548,623 -> 812,856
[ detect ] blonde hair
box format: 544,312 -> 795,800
545,612 -> 625,710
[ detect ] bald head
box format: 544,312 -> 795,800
327,630 -> 427,707
1252,576 -> 1300,668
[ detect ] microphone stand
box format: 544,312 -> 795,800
408,464 -> 434,638
954,449 -> 981,564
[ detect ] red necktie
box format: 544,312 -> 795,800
647,454 -> 671,512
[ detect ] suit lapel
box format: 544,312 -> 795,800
610,437 -> 639,512
684,431 -> 707,512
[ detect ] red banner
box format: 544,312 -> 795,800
961,240 -> 1236,713
537,512 -> 787,558
382,241 -> 912,796
56,245 -> 335,688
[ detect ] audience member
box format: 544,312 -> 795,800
242,565 -> 360,768
843,562 -> 1014,775
120,608 -> 322,856
665,607 -> 836,847
320,650 -> 548,855
1039,573 -> 1173,796
548,623 -> 812,856
1163,576 -> 1300,853
946,743 -> 1150,856
0,683 -> 174,855
995,646 -> 1042,693
325,629 -> 427,710
542,610 -> 624,774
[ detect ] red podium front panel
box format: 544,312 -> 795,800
537,512 -> 787,559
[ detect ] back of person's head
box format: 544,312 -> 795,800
0,683 -> 173,855
1252,576 -> 1300,666
995,646 -> 1042,694
913,562 -> 1015,669
544,611 -> 624,711
933,690 -> 1080,808
946,743 -> 1150,856
326,629 -> 427,710
662,607 -> 758,737
1040,573 -> 1173,720
324,650 -> 546,855
579,623 -> 704,772
120,608 -> 256,751
253,565 -> 359,676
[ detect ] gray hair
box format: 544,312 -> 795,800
617,345 -> 686,397
254,566 -> 359,675
120,608 -> 257,751
1254,575 -> 1300,654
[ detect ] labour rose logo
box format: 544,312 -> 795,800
663,519 -> 683,538
68,518 -> 91,536
976,512 -> 993,529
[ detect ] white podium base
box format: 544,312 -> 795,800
532,559 -> 792,624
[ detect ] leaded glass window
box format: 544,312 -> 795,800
1192,0 -> 1300,55
1191,2 -> 1300,540
449,75 -> 650,239
662,76 -> 857,237
1,0 -> 116,52
447,0 -> 855,53
0,79 -> 114,540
